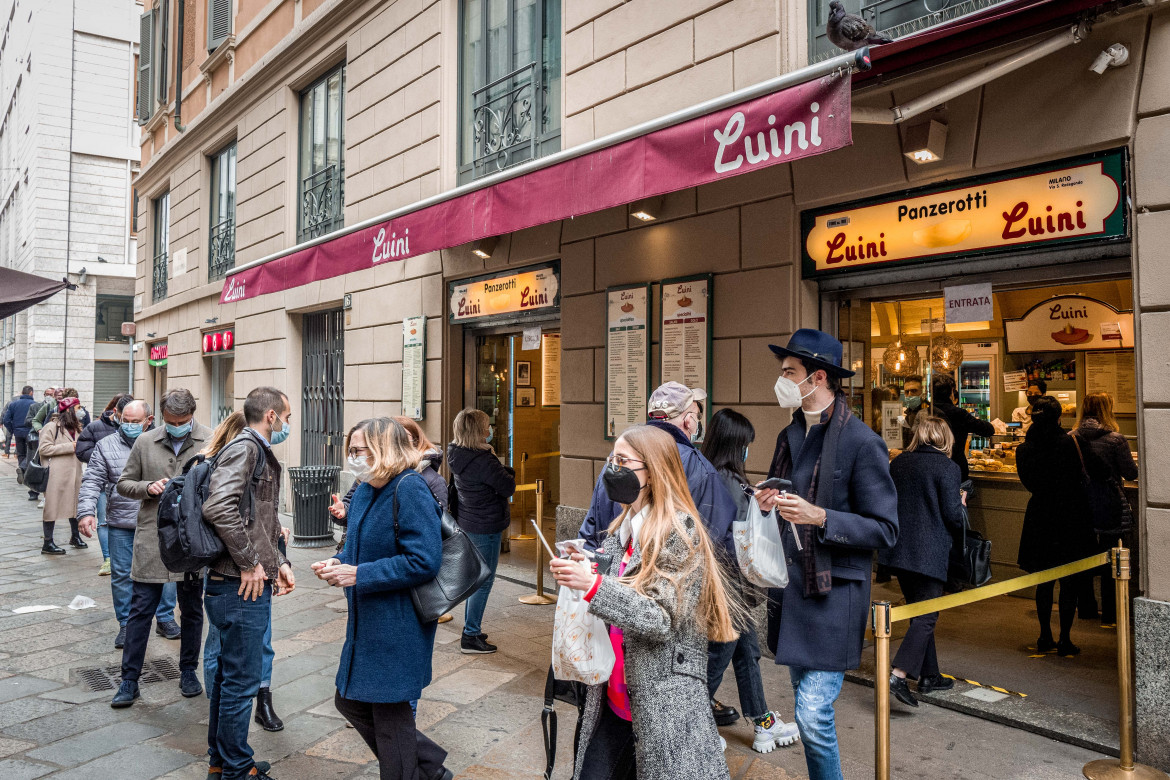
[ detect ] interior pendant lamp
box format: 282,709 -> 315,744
881,303 -> 920,377
931,330 -> 964,375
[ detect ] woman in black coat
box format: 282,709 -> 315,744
880,415 -> 965,708
1016,396 -> 1098,656
447,408 -> 515,655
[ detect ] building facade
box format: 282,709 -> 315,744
0,0 -> 140,407
132,0 -> 1170,768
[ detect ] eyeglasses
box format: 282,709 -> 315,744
605,454 -> 645,472
347,446 -> 371,458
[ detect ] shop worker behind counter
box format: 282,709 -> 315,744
754,329 -> 899,780
112,389 -> 212,709
202,386 -> 296,780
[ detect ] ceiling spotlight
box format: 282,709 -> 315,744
471,236 -> 499,259
630,196 -> 664,222
902,119 -> 948,165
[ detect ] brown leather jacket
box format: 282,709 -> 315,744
203,430 -> 288,578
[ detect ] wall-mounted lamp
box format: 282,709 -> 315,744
630,196 -> 664,222
472,236 -> 499,259
902,119 -> 948,164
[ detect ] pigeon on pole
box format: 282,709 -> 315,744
827,1 -> 894,52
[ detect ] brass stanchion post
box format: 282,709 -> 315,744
519,479 -> 555,605
511,453 -> 535,540
1084,545 -> 1168,780
873,601 -> 892,780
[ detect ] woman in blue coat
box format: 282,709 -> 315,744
313,417 -> 451,780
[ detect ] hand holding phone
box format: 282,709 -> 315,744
756,477 -> 793,493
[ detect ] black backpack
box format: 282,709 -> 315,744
157,435 -> 266,573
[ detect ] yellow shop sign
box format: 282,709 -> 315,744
448,264 -> 561,323
801,151 -> 1127,278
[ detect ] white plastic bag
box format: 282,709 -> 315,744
551,585 -> 615,685
732,496 -> 790,588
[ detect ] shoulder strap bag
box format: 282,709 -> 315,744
392,475 -> 492,623
1072,434 -> 1132,536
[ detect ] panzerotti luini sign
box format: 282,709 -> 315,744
801,150 -> 1128,278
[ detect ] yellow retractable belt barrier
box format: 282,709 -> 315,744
517,480 -> 555,606
870,545 -> 1168,780
512,452 -> 560,540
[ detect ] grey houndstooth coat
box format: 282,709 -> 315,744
573,511 -> 730,780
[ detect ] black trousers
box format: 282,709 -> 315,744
14,437 -> 36,498
121,578 -> 204,681
334,691 -> 447,780
580,704 -> 637,780
892,570 -> 945,680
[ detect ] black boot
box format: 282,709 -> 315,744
42,522 -> 64,555
254,687 -> 283,732
68,518 -> 87,548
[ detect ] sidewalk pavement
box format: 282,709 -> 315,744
0,453 -> 1107,779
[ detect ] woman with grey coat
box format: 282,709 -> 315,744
551,425 -> 738,780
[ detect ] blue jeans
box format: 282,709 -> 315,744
462,531 -> 502,638
204,576 -> 271,779
96,492 -> 110,560
107,527 -> 176,625
789,667 -> 845,780
707,621 -> 769,719
204,610 -> 275,694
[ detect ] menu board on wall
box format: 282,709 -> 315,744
660,275 -> 712,422
606,285 -> 651,440
402,315 -> 426,420
1085,351 -> 1137,414
881,401 -> 903,449
541,333 -> 561,407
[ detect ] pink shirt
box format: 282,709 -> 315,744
605,543 -> 634,721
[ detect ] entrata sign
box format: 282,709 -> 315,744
801,150 -> 1128,278
202,328 -> 234,354
449,265 -> 560,324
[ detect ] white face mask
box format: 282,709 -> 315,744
347,455 -> 371,481
773,373 -> 816,409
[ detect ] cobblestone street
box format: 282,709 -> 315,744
0,455 -> 1109,779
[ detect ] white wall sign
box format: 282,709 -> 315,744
605,285 -> 650,439
1005,295 -> 1134,353
881,401 -> 903,449
401,315 -> 426,420
522,326 -> 542,351
944,283 -> 994,324
171,247 -> 188,277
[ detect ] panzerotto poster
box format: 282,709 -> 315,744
606,285 -> 651,440
660,275 -> 712,429
402,315 -> 426,420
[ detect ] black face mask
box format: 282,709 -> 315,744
1026,394 -> 1041,406
602,466 -> 645,505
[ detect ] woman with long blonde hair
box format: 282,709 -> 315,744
551,424 -> 736,780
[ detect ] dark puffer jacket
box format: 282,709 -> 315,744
1016,423 -> 1098,572
447,444 -> 515,534
879,446 -> 965,582
1074,418 -> 1138,484
76,409 -> 120,463
77,429 -> 141,529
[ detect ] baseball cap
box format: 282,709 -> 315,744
647,381 -> 707,420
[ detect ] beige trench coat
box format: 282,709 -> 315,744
116,422 -> 213,584
37,420 -> 85,523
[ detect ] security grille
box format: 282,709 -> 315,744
301,309 -> 345,467
208,216 -> 235,281
77,658 -> 181,692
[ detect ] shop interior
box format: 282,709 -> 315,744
466,328 -> 562,582
835,277 -> 1136,739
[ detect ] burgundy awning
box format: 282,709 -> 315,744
220,70 -> 855,303
0,268 -> 71,319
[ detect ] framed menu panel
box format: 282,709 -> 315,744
660,275 -> 712,433
541,333 -> 561,407
605,284 -> 651,440
1085,351 -> 1137,414
402,315 -> 426,420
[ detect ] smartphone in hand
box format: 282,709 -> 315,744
756,477 -> 793,493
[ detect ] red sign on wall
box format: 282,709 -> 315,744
202,329 -> 234,354
148,343 -> 168,366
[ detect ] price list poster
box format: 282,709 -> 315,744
660,275 -> 712,416
605,284 -> 651,439
402,315 -> 426,420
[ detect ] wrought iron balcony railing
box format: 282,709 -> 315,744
208,216 -> 236,282
299,164 -> 344,242
152,251 -> 168,303
470,60 -> 547,180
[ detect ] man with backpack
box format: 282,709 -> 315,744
112,388 -> 212,708
201,386 -> 294,780
2,386 -> 36,498
77,400 -> 179,650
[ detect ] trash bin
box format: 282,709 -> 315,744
289,465 -> 341,548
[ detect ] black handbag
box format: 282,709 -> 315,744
24,448 -> 50,494
393,480 -> 492,623
958,529 -> 993,588
1072,434 -> 1133,536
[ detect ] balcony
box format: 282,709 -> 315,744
208,216 -> 235,282
152,251 -> 168,303
299,164 -> 344,243
469,60 -> 550,181
809,0 -> 1015,62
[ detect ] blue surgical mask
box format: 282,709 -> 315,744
743,446 -> 750,463
165,422 -> 192,439
905,395 -> 923,411
486,426 -> 494,444
270,417 -> 290,445
121,422 -> 143,439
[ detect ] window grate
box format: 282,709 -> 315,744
76,658 -> 182,692
298,164 -> 343,243
208,216 -> 235,281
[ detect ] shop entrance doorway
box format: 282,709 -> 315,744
464,327 -> 561,582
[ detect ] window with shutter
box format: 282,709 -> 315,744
208,0 -> 232,51
137,11 -> 153,124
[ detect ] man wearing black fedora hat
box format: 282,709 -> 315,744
755,328 -> 899,780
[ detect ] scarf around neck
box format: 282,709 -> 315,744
768,392 -> 853,598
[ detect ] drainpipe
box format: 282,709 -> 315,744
174,0 -> 186,132
851,23 -> 1089,125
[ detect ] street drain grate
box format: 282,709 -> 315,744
77,658 -> 182,691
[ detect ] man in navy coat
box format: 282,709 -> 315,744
755,330 -> 898,780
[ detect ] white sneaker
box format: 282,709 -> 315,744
752,712 -> 800,753
719,735 -> 727,752
37,498 -> 44,509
